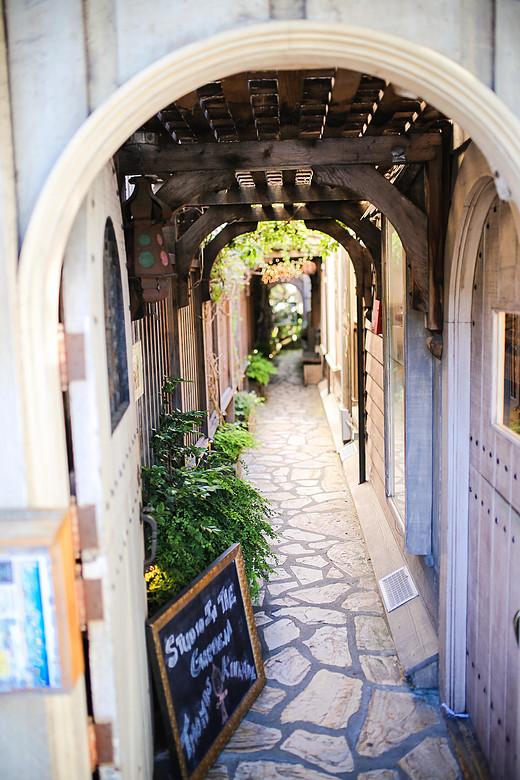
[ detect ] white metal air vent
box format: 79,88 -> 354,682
378,566 -> 419,612
339,442 -> 357,461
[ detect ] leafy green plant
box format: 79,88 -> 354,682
142,379 -> 277,614
246,351 -> 278,387
235,391 -> 264,430
212,422 -> 260,463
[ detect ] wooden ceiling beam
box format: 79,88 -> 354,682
118,134 -> 442,174
365,83 -> 403,136
303,201 -> 381,262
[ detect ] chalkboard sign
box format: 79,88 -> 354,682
146,544 -> 265,780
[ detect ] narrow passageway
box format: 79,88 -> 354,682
206,350 -> 462,779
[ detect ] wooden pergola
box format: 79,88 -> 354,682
117,68 -> 450,330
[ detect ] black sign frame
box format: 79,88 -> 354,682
146,544 -> 265,780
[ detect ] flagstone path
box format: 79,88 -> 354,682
206,350 -> 462,780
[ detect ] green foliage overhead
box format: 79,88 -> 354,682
209,220 -> 339,303
142,379 -> 277,614
246,351 -> 278,387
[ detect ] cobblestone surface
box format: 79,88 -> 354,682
207,350 -> 462,779
154,350 -> 463,779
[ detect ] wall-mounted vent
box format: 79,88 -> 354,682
339,442 -> 357,461
378,566 -> 419,612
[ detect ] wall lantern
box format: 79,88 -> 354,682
124,177 -> 173,314
301,260 -> 317,275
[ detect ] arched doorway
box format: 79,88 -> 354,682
15,22 -> 520,771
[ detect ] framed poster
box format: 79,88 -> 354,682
146,544 -> 265,780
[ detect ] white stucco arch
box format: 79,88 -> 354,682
16,17 -> 520,521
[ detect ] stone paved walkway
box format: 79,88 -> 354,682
207,350 -> 463,780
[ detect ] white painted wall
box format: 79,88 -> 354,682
0,8 -> 26,507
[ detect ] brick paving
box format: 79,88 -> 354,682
206,349 -> 462,780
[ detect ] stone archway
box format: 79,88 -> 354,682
16,21 -> 520,715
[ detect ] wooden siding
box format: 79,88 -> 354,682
365,325 -> 385,490
133,297 -> 170,467
178,272 -> 202,413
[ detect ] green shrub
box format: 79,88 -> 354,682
212,422 -> 259,462
235,390 -> 264,429
142,379 -> 277,614
246,351 -> 278,387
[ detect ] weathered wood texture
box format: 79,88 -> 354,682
189,182 -> 358,207
424,136 -> 449,331
314,165 -> 428,312
305,201 -> 381,261
467,198 -> 520,778
118,134 -> 442,174
366,328 -> 384,363
133,297 -> 171,467
175,205 -> 251,283
156,170 -> 236,212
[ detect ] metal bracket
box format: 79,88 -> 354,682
142,510 -> 157,571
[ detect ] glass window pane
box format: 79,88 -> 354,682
386,226 -> 406,520
103,218 -> 130,432
503,313 -> 520,436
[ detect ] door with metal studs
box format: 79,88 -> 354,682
467,196 -> 520,779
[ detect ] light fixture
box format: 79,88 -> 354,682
124,177 -> 173,313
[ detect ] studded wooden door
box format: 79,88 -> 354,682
467,196 -> 520,779
61,164 -> 153,779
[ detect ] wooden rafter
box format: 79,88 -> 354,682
304,218 -> 376,304
323,69 -> 362,138
220,74 -> 257,141
303,201 -> 381,263
313,164 -> 428,311
175,201 -> 382,306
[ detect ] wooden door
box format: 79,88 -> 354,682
467,196 -> 520,779
62,165 -> 153,779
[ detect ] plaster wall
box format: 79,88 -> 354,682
0,7 -> 26,506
